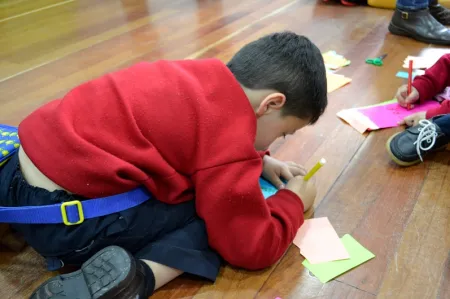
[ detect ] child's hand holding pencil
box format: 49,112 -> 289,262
285,176 -> 316,212
395,84 -> 419,109
285,158 -> 326,212
395,59 -> 418,110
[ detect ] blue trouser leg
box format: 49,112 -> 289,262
434,114 -> 450,138
396,0 -> 429,10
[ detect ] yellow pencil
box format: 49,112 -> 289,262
303,158 -> 326,181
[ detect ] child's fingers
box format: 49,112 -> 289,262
288,165 -> 306,176
405,117 -> 415,126
398,118 -> 406,125
405,90 -> 419,105
405,96 -> 417,104
279,167 -> 294,185
285,162 -> 307,175
285,161 -> 299,167
397,92 -> 407,107
268,174 -> 286,189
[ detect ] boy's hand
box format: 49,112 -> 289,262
262,156 -> 306,189
396,85 -> 420,108
285,176 -> 316,211
398,111 -> 426,127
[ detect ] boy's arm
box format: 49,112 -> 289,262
413,54 -> 450,103
426,100 -> 450,119
193,158 -> 304,270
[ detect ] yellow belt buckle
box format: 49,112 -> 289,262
60,200 -> 85,226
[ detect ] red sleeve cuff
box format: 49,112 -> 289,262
270,188 -> 305,212
413,79 -> 434,103
426,107 -> 441,119
426,100 -> 450,119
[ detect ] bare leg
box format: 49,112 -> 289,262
141,259 -> 183,290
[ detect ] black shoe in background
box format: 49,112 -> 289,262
429,0 -> 450,26
388,8 -> 450,45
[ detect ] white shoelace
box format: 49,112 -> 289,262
413,119 -> 438,161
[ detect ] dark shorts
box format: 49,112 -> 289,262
0,152 -> 221,281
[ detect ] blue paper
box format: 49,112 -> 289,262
259,177 -> 279,199
396,71 -> 419,79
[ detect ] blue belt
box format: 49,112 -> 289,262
1,178 -> 276,225
0,124 -> 152,226
0,187 -> 151,225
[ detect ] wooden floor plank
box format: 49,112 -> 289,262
377,152 -> 450,299
0,0 -> 181,80
437,252 -> 450,299
0,0 -> 296,125
0,247 -> 55,299
0,0 -> 68,21
257,255 -> 377,299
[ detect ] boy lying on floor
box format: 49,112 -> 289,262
0,31 -> 327,299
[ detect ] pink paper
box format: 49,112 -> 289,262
358,101 -> 440,129
293,217 -> 350,264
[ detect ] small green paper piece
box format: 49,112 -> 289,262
302,234 -> 375,283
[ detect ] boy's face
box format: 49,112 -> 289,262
254,93 -> 309,150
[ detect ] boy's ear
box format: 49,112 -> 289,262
255,93 -> 286,116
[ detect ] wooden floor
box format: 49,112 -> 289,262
1,0 -> 449,298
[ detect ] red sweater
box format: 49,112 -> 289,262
413,54 -> 450,119
18,59 -> 305,270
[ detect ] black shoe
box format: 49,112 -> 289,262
388,8 -> 450,45
30,246 -> 154,299
430,3 -> 450,25
386,117 -> 449,166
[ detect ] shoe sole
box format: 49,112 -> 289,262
385,133 -> 421,167
385,133 -> 448,166
30,246 -> 136,299
388,22 -> 450,45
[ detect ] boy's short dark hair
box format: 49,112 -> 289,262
227,31 -> 327,124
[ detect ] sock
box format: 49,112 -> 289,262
139,260 -> 156,296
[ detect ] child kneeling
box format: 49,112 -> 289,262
0,32 -> 327,299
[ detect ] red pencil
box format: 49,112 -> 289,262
407,60 -> 413,110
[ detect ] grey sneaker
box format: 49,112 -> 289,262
386,117 -> 449,166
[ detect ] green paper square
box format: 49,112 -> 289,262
302,234 -> 375,283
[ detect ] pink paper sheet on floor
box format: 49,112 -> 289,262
293,217 -> 350,264
357,101 -> 441,129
